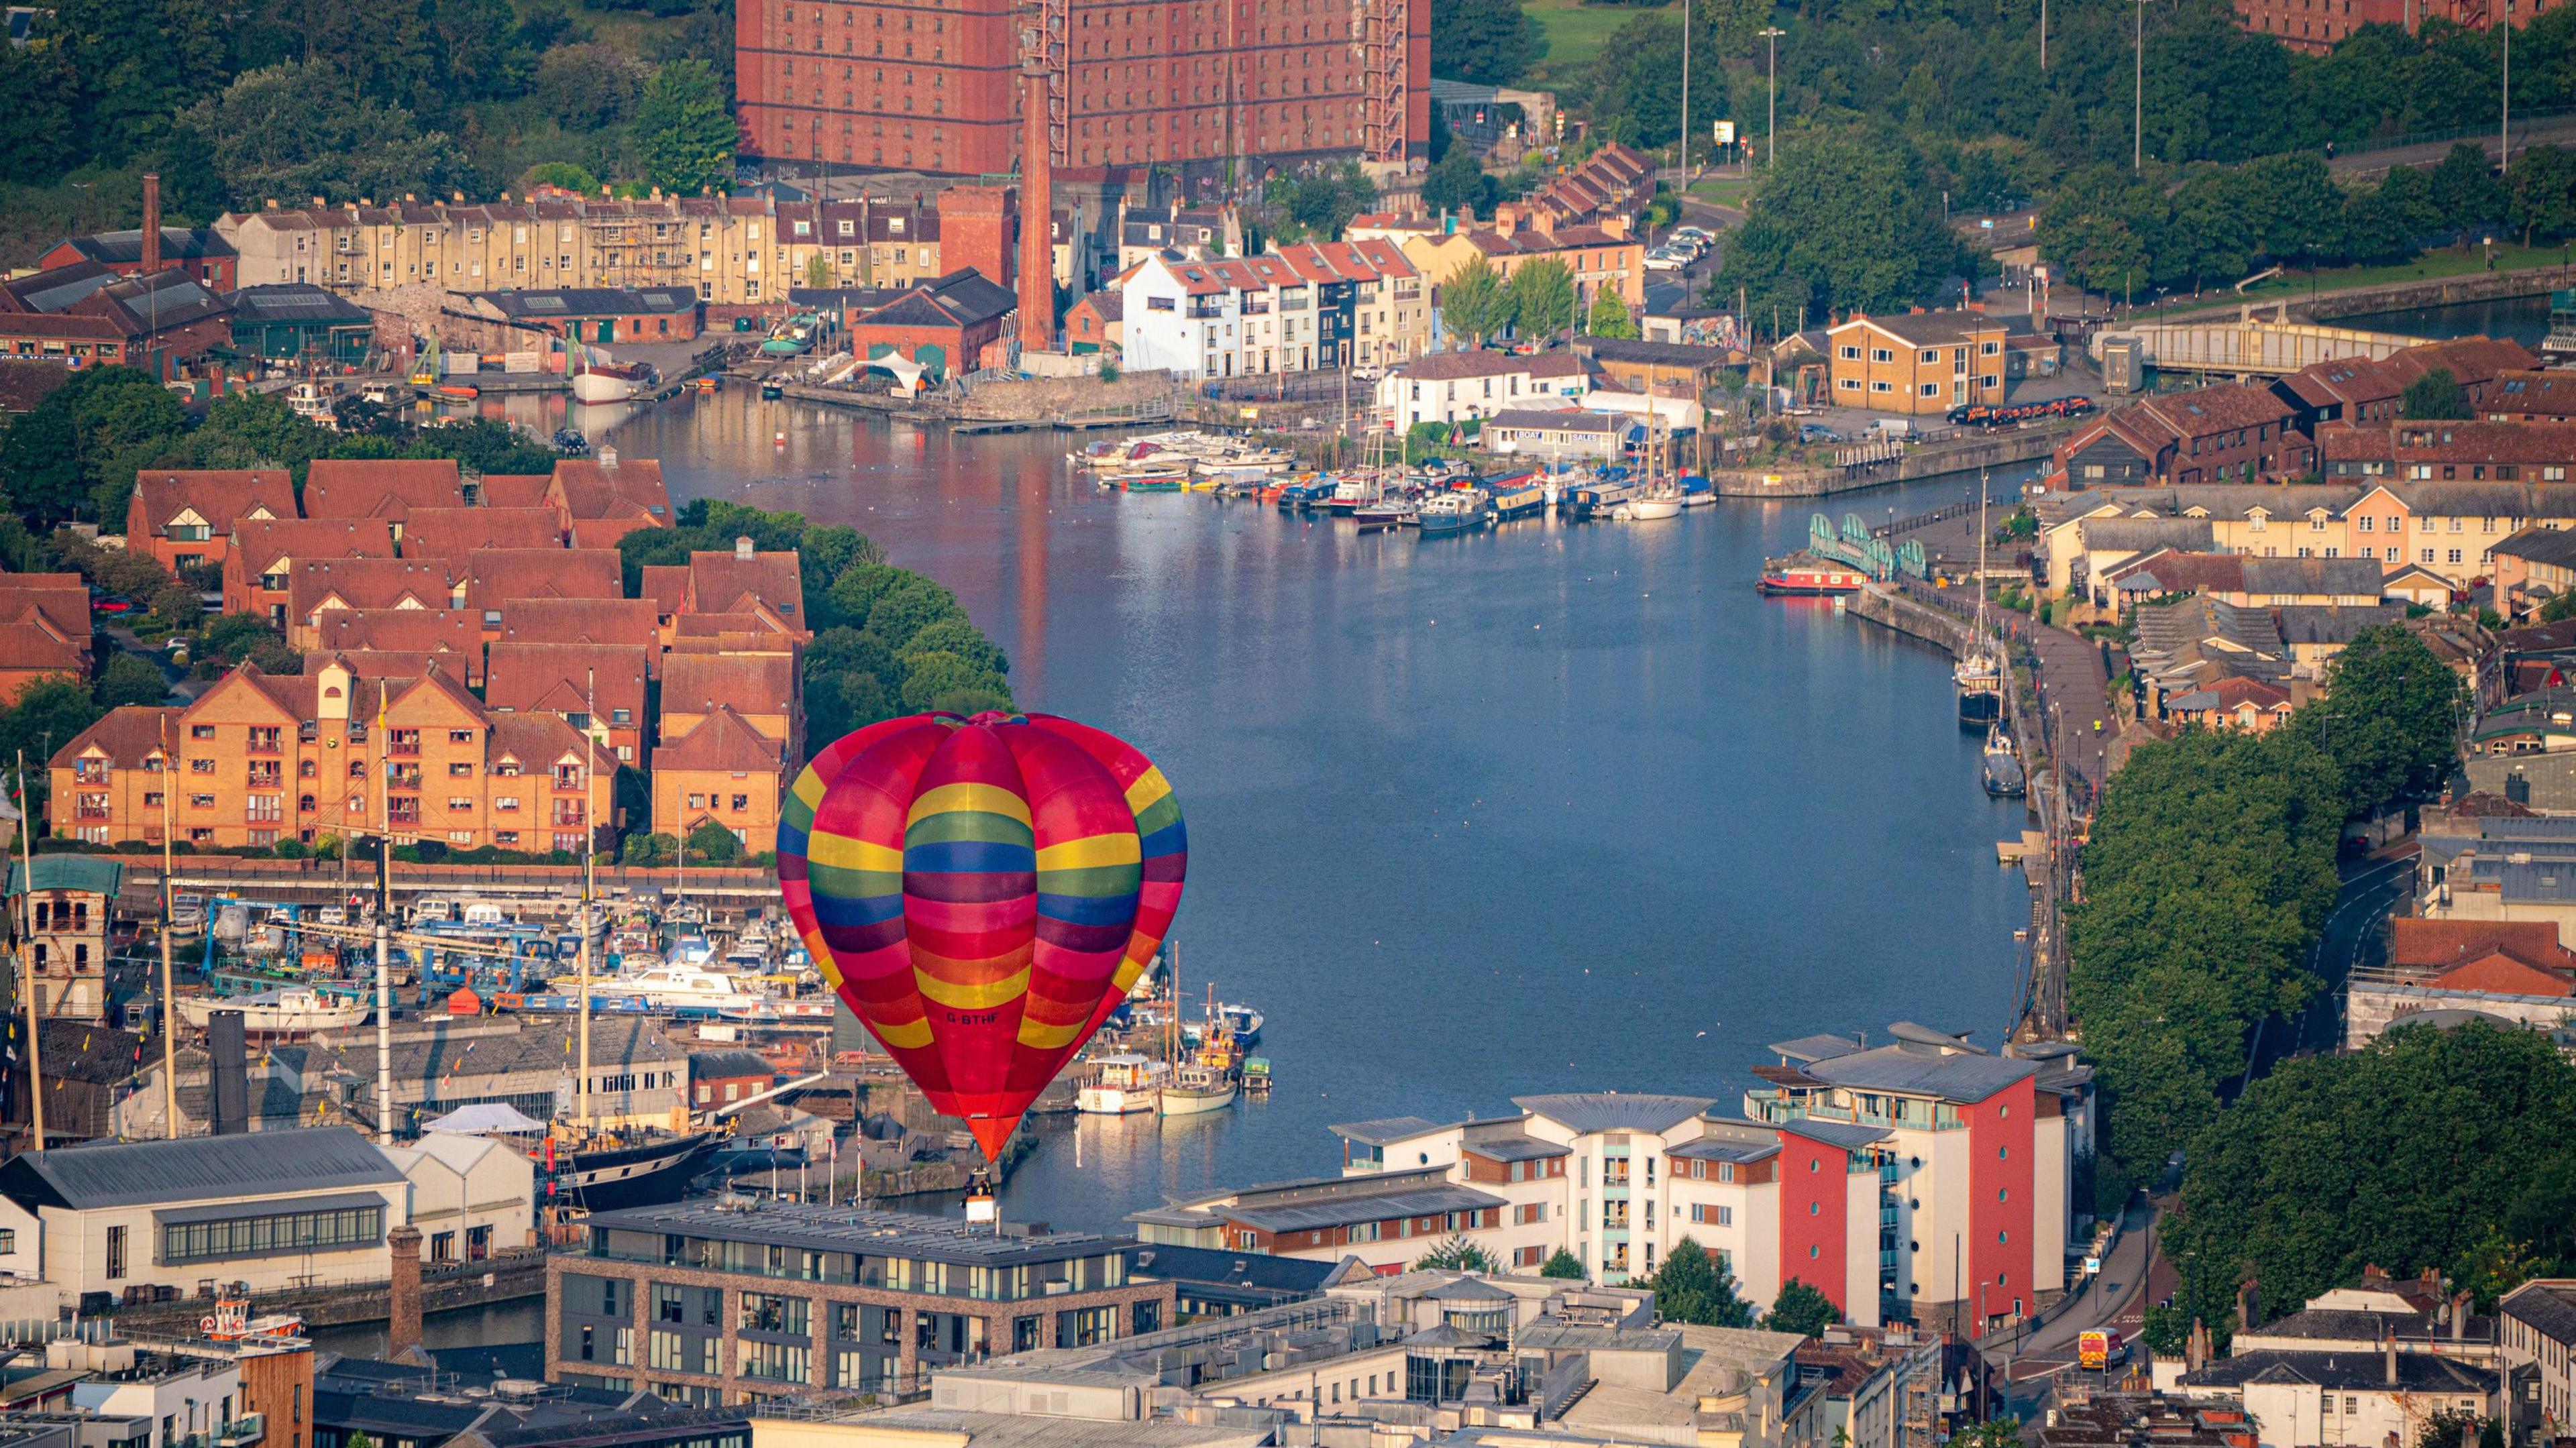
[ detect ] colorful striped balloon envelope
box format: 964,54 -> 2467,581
777,712 -> 1187,1160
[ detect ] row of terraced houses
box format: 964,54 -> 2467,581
46,455 -> 802,854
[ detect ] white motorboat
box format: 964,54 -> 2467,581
572,350 -> 653,404
176,987 -> 368,1034
614,964 -> 771,1013
1077,1054 -> 1170,1114
1159,1063 -> 1239,1117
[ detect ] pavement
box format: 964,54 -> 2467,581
1983,1196 -> 2166,1405
2027,625 -> 2115,797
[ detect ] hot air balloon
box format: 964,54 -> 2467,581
777,712 -> 1185,1160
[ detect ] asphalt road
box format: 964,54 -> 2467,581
2027,626 -> 2114,799
2329,114 -> 2576,179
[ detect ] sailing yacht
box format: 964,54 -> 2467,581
1955,471 -> 2004,730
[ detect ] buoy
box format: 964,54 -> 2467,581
774,431 -> 786,445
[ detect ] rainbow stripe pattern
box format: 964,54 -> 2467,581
778,711 -> 1187,1160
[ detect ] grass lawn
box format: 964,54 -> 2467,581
2159,242 -> 2576,317
1688,176 -> 1755,207
1525,0 -> 1674,78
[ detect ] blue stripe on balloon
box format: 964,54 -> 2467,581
1035,891 -> 1142,926
810,891 -> 906,927
1138,822 -> 1187,858
903,839 -> 1038,874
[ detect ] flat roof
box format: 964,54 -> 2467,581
1223,1184 -> 1507,1235
586,1201 -> 1136,1266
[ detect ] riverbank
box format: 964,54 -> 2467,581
2150,248 -> 2568,327
1715,425 -> 2070,497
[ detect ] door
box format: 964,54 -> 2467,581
595,321 -> 614,343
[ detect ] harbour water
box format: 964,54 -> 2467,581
589,390 -> 2035,1234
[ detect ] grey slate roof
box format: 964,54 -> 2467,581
2239,556 -> 2387,598
1224,1184 -> 1506,1235
2504,1282 -> 2576,1343
1801,1043 -> 2039,1103
2180,1348 -> 2496,1393
1668,1138 -> 1782,1164
1770,1033 -> 1866,1064
1125,1243 -> 1336,1298
0,1125 -> 399,1211
589,1200 -> 1133,1267
1460,1134 -> 1571,1162
2080,518 -> 2215,553
1425,1276 -> 1515,1302
1328,1115 -> 1458,1146
2498,526 -> 2576,571
1778,1118 -> 1895,1148
1513,1092 -> 1717,1134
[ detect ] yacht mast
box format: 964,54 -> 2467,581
578,669 -> 596,1129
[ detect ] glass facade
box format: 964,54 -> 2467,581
160,1204 -> 384,1265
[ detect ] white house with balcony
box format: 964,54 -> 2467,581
1377,351 -> 1594,429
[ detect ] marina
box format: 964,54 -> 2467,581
596,390 -> 2039,1233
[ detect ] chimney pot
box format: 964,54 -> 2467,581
735,536 -> 755,560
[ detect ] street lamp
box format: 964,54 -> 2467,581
2133,0 -> 2145,172
2503,0 -> 2515,176
1680,0 -> 1693,180
1759,27 -> 1787,167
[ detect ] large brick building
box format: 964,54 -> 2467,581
2234,0 -> 2546,54
735,0 -> 1430,182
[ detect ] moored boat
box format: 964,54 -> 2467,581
1077,1054 -> 1169,1114
1982,724 -> 2027,798
1159,1063 -> 1240,1116
1487,476 -> 1549,520
176,986 -> 369,1034
1759,554 -> 1868,596
1417,488 -> 1493,537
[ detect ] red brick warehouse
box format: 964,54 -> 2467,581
735,0 -> 1431,184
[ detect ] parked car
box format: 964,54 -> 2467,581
1800,423 -> 1846,444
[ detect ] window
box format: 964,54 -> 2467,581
107,1225 -> 127,1279
1870,348 -> 1892,364
1838,345 -> 1860,360
160,1203 -> 384,1264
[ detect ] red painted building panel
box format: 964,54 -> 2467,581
1963,1076 -> 2036,1329
1776,1125 -> 1851,1314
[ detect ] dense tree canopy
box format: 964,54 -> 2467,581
1714,127 -> 1968,329
631,59 -> 735,194
1761,1279 -> 1841,1337
2302,626 -> 2467,816
183,62 -> 474,211
1429,0 -> 1545,85
2165,1023 -> 2576,1335
2066,727 -> 2343,1190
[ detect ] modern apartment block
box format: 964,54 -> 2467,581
735,0 -> 1429,180
1132,1024 -> 2092,1334
551,1200 -> 1175,1402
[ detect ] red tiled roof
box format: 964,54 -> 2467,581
233,518 -> 396,579
653,704 -> 786,775
639,565 -> 692,616
484,641 -> 649,724
398,508 -> 568,563
663,653 -> 795,728
302,459 -> 463,518
551,457 -> 669,525
687,549 -> 804,625
497,597 -> 661,654
0,573 -> 93,642
460,548 -> 623,614
476,475 -> 556,510
291,558 -> 453,618
130,469 -> 294,537
2390,917 -> 2576,971
50,705 -> 181,769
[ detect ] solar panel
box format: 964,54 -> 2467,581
522,296 -> 568,313
249,290 -> 336,312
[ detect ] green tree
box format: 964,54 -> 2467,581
2430,141 -> 2508,228
0,40 -> 80,184
1643,1239 -> 1754,1327
1441,255 -> 1511,345
1761,1279 -> 1840,1338
1539,1247 -> 1585,1280
685,818 -> 743,863
537,44 -> 647,132
95,655 -> 168,708
1421,145 -> 1492,218
1428,0 -> 1543,85
1413,1234 -> 1501,1272
632,59 -> 735,195
1509,258 -> 1577,341
0,366 -> 187,526
1587,290 -> 1639,339
2302,624 -> 2466,814
2164,1023 -> 2576,1331
49,0 -> 227,164
2509,144 -> 2576,243
1717,127 -> 1966,325
180,61 -> 474,207
1585,14 -> 1729,150
2422,1412 -> 2485,1448
2401,366 -> 2473,420
0,677 -> 105,809
1947,1419 -> 2023,1448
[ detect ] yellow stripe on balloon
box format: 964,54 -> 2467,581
1109,956 -> 1147,993
907,782 -> 1033,828
1123,767 -> 1172,816
870,1015 -> 934,1049
1017,1016 -> 1087,1049
792,769 -> 830,810
804,833 -> 906,872
916,966 -> 1032,1009
1033,833 -> 1143,871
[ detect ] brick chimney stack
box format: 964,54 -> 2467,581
140,173 -> 162,276
386,1223 -> 424,1361
1017,64 -> 1053,355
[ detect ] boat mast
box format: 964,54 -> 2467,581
158,713 -> 178,1137
14,753 -> 41,1153
1975,469 -> 1991,656
374,681 -> 392,1142
578,669 -> 596,1130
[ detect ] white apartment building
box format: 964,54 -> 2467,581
1118,245 -> 1428,380
1131,1024 -> 2094,1336
1378,351 -> 1594,429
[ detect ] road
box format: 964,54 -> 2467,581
2248,844 -> 2418,1080
2328,114 -> 2576,180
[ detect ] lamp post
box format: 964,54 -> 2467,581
2503,0 -> 2514,176
2133,0 -> 2146,172
1759,27 -> 1787,167
1680,0 -> 1693,181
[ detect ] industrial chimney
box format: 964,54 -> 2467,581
1016,61 -> 1053,355
140,173 -> 162,276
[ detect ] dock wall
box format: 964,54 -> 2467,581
1714,427 -> 2066,498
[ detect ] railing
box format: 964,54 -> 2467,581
215,1414 -> 264,1448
